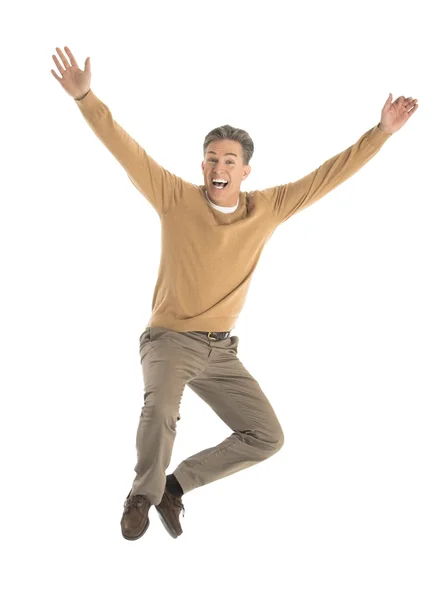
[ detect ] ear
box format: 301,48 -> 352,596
201,159 -> 205,172
242,165 -> 252,180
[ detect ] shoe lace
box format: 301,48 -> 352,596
171,494 -> 185,518
124,494 -> 147,512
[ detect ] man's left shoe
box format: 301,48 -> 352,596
155,487 -> 186,538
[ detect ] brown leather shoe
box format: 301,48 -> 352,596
155,487 -> 186,538
120,491 -> 151,540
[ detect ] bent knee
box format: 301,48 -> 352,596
249,424 -> 284,455
272,427 -> 285,453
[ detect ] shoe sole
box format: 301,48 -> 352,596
155,506 -> 180,539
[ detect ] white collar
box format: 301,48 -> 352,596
205,190 -> 240,213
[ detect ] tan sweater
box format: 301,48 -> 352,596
75,90 -> 392,332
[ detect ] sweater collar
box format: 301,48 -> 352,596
205,189 -> 240,213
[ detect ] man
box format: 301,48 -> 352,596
51,46 -> 419,541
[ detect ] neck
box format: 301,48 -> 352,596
205,189 -> 239,208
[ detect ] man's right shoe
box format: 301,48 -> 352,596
120,491 -> 151,541
155,486 -> 185,539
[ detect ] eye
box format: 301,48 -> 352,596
207,158 -> 235,164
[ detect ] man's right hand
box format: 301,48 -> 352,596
51,46 -> 91,100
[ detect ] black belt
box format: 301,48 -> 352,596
196,331 -> 231,340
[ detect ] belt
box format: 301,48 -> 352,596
196,331 -> 231,341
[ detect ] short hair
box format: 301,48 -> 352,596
203,125 -> 254,165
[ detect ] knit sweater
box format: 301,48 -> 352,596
75,90 -> 392,333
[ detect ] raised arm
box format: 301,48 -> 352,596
261,94 -> 419,225
51,46 -> 185,217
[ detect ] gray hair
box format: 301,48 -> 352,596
203,125 -> 254,165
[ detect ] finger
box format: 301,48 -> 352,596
64,46 -> 78,69
52,54 -> 65,76
56,47 -> 70,70
50,69 -> 63,82
407,103 -> 419,116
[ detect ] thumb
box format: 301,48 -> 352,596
383,92 -> 392,111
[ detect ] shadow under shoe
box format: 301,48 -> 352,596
120,491 -> 152,541
155,487 -> 186,538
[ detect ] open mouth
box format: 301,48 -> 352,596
211,179 -> 228,189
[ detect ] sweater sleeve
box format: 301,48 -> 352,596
74,90 -> 186,217
260,125 -> 392,225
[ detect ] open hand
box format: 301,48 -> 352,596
50,46 -> 91,100
379,94 -> 419,134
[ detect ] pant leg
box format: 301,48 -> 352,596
173,334 -> 284,495
130,327 -> 207,505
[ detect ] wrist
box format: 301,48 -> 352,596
377,122 -> 392,134
75,89 -> 90,101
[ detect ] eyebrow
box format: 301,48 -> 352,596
207,151 -> 237,157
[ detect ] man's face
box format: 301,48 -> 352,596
201,139 -> 251,206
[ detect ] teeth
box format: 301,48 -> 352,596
212,179 -> 228,183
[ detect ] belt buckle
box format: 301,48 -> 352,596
207,332 -> 218,340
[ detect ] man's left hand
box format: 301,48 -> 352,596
378,94 -> 419,134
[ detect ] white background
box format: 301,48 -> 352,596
1,0 -> 442,598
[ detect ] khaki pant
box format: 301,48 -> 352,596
131,327 -> 284,505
